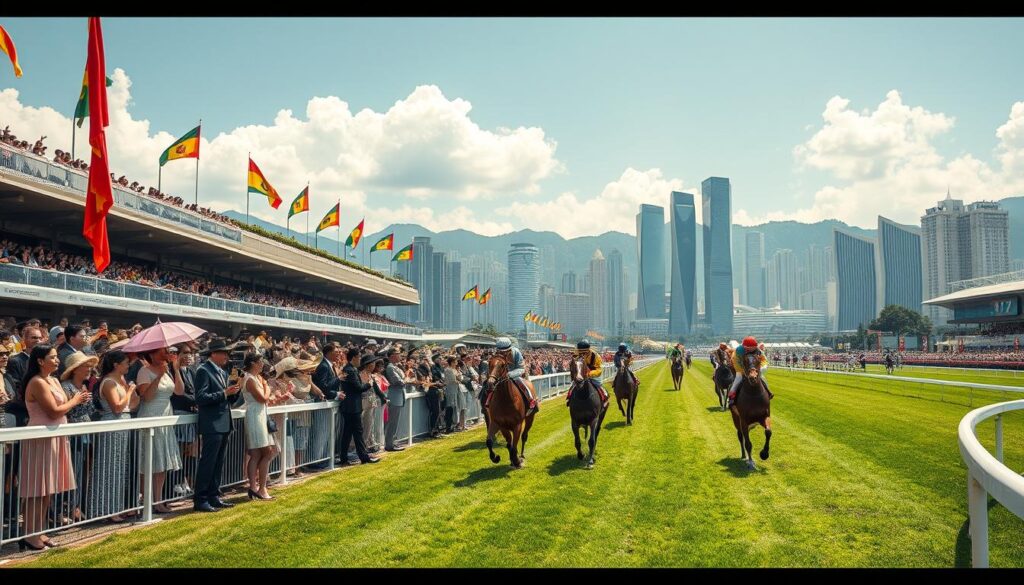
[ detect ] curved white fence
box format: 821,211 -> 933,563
958,400 -> 1024,568
0,358 -> 658,547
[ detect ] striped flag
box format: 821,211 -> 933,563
345,219 -> 364,248
478,288 -> 491,305
247,158 -> 282,209
461,285 -> 479,301
0,25 -> 23,78
288,186 -> 309,218
316,203 -> 340,232
371,233 -> 394,251
159,125 -> 200,166
392,243 -> 413,262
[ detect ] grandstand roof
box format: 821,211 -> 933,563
924,280 -> 1024,308
419,332 -> 497,346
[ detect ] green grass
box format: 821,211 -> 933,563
23,361 -> 1024,568
855,364 -> 1024,387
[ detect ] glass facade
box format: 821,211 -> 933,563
669,192 -> 697,336
701,177 -> 734,335
635,204 -> 665,319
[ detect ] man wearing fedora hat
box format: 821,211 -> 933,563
192,339 -> 242,512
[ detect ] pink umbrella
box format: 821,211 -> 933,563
121,321 -> 207,353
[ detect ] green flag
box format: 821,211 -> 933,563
74,70 -> 113,128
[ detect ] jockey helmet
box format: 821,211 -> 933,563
495,337 -> 513,350
577,339 -> 591,350
618,343 -> 627,351
742,336 -> 758,349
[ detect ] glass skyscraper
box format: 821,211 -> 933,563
878,216 -> 922,313
701,177 -> 734,334
635,204 -> 666,319
507,243 -> 540,334
834,229 -> 881,331
669,191 -> 697,337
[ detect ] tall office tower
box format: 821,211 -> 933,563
669,191 -> 697,336
834,229 -> 882,331
745,231 -> 766,308
701,177 -> 734,334
507,243 -> 540,334
636,204 -> 666,318
878,216 -> 923,312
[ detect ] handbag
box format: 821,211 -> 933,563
267,416 -> 278,434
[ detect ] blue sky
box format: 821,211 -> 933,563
2,17 -> 1023,237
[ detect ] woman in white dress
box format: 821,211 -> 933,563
135,346 -> 184,514
242,353 -> 284,500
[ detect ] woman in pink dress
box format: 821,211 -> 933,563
19,344 -> 91,551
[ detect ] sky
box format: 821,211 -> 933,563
2,17 -> 1023,239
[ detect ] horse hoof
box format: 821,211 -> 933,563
585,462 -> 594,470
491,455 -> 500,464
577,453 -> 584,460
759,450 -> 769,461
746,460 -> 757,470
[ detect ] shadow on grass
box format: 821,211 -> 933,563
706,406 -> 728,413
716,456 -> 762,478
603,420 -> 627,431
453,440 -> 494,452
547,453 -> 588,476
954,499 -> 999,567
663,387 -> 681,392
453,464 -> 514,487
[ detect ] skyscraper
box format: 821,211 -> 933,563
921,193 -> 1009,326
430,251 -> 446,329
669,191 -> 697,337
561,271 -> 577,294
745,231 -> 766,308
507,243 -> 540,333
878,216 -> 923,312
607,249 -> 626,337
834,228 -> 882,331
588,249 -> 609,332
397,236 -> 434,327
556,293 -> 592,339
636,204 -> 666,319
702,177 -> 734,334
766,249 -> 798,310
444,256 -> 462,331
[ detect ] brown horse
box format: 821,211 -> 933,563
670,356 -> 684,391
612,360 -> 639,425
729,352 -> 772,470
484,355 -> 536,469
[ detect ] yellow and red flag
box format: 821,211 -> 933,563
345,218 -> 364,248
288,186 -> 309,219
478,288 -> 491,305
0,25 -> 23,78
82,18 -> 112,273
371,233 -> 394,252
247,157 -> 282,209
392,243 -> 413,262
159,125 -> 200,166
316,203 -> 340,232
461,285 -> 479,301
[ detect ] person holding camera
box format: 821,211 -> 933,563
192,340 -> 242,513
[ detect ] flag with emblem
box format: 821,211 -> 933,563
247,158 -> 282,209
392,243 -> 413,262
345,219 -> 364,248
288,186 -> 309,218
478,288 -> 491,305
371,233 -> 394,252
0,25 -> 23,78
524,311 -> 533,322
82,18 -> 113,272
316,203 -> 340,232
159,125 -> 200,166
74,69 -> 112,128
461,285 -> 479,301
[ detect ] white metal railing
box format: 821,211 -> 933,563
0,358 -> 657,546
958,400 -> 1024,567
0,263 -> 420,337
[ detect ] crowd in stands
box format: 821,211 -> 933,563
0,314 -> 634,550
0,126 -> 47,157
0,238 -> 412,329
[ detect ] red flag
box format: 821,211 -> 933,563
82,17 -> 113,273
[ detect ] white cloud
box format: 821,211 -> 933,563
0,71 -> 560,236
739,91 -> 1024,228
496,168 -> 689,239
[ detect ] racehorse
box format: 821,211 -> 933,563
671,356 -> 684,391
884,355 -> 895,375
712,351 -> 735,412
612,359 -> 639,425
484,354 -> 535,469
568,356 -> 608,468
685,352 -> 692,370
730,352 -> 772,470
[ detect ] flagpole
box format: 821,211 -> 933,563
305,181 -> 309,247
157,165 -> 162,195
245,152 -> 250,225
194,118 -> 201,206
71,116 -> 76,161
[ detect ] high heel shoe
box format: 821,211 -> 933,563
256,492 -> 274,501
42,539 -> 60,548
247,489 -> 257,500
18,538 -> 46,552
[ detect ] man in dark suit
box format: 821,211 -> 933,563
6,325 -> 44,426
312,343 -> 347,466
56,324 -> 88,379
192,339 -> 242,512
338,349 -> 379,466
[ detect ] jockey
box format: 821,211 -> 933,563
712,342 -> 733,371
489,337 -> 539,414
566,339 -> 608,405
613,342 -> 639,387
727,336 -> 773,408
669,343 -> 683,361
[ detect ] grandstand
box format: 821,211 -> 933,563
0,141 -> 421,340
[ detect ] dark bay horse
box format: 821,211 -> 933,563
484,355 -> 535,469
671,356 -> 684,391
685,352 -> 692,370
729,352 -> 772,470
712,352 -> 734,412
569,356 -> 607,468
612,360 -> 639,425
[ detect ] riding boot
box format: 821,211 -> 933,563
516,381 -> 538,414
762,379 -> 774,400
727,390 -> 737,409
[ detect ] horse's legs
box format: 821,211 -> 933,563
520,416 -> 532,460
736,428 -> 746,459
508,426 -> 522,468
759,417 -> 773,461
743,426 -> 755,469
617,396 -> 626,418
586,420 -> 598,468
485,419 -> 501,464
573,423 -> 584,460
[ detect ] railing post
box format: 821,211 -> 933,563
143,427 -> 154,523
327,405 -> 336,471
0,441 -> 5,538
408,396 -> 414,447
279,412 -> 289,484
995,415 -> 1003,464
967,472 -> 989,568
